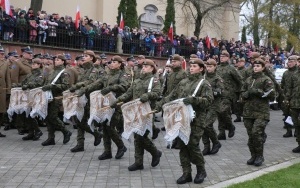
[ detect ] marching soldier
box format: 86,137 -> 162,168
41,54 -> 72,146
0,46 -> 11,137
216,50 -> 242,140
77,55 -> 129,159
157,59 -> 213,184
241,58 -> 275,166
68,50 -> 102,152
134,55 -> 145,80
115,59 -> 162,171
93,54 -> 107,76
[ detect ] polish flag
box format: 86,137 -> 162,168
205,35 -> 211,50
168,22 -> 173,43
119,12 -> 124,29
1,0 -> 13,16
75,5 -> 80,29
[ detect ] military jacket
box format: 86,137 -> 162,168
21,68 -> 44,89
241,72 -> 275,120
10,58 -> 32,83
133,65 -> 143,80
65,65 -> 79,85
0,59 -> 11,113
119,72 -> 161,109
205,72 -> 225,109
165,66 -> 187,96
281,66 -> 297,95
44,65 -> 70,97
76,62 -> 99,87
93,64 -> 107,77
216,62 -> 243,96
286,70 -> 300,109
237,67 -> 249,81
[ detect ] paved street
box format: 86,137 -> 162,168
0,110 -> 299,188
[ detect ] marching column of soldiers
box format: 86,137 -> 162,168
1,45 -> 300,185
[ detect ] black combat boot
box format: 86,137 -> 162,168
63,131 -> 72,144
33,130 -> 43,141
152,127 -> 160,140
254,156 -> 264,166
233,116 -> 242,122
247,155 -> 256,165
0,132 -> 6,137
98,151 -> 112,160
202,147 -> 210,156
294,130 -> 298,137
70,145 -> 84,152
228,125 -> 236,138
217,133 -> 226,140
94,132 -> 102,146
171,138 -> 181,149
292,146 -> 300,153
22,134 -> 34,141
283,130 -> 292,138
3,124 -> 10,131
18,129 -> 25,135
194,166 -> 207,184
210,142 -> 222,155
73,124 -> 78,129
41,138 -> 55,146
128,163 -> 144,171
115,146 -> 127,159
151,150 -> 162,167
161,127 -> 166,131
176,173 -> 192,184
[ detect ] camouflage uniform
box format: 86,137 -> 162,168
118,72 -> 161,167
216,62 -> 243,139
241,71 -> 275,165
84,68 -> 129,157
202,71 -> 223,154
42,64 -> 71,145
236,66 -> 249,119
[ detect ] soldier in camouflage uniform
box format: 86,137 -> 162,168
202,59 -> 222,155
115,59 -> 162,171
281,55 -> 298,137
241,58 -> 275,166
19,58 -> 44,141
216,51 -> 242,140
134,55 -> 145,80
41,54 -> 72,146
285,55 -> 300,153
159,59 -> 213,184
68,50 -> 102,152
94,55 -> 107,75
78,55 -> 129,159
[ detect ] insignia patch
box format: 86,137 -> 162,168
11,64 -> 17,69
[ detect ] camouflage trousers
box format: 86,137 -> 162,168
218,99 -> 234,134
202,107 -> 219,148
45,100 -> 69,139
76,106 -> 100,147
103,111 -> 124,153
244,118 -> 267,157
232,92 -> 240,116
19,112 -> 40,134
179,117 -> 205,173
290,108 -> 300,145
134,130 -> 158,165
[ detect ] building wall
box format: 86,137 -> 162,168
10,0 -> 241,40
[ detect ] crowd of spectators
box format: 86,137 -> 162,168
0,5 -> 294,67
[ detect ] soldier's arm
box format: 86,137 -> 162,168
6,64 -> 11,94
53,72 -> 71,92
231,68 -> 243,91
118,83 -> 133,102
145,79 -> 161,100
110,75 -> 130,93
241,78 -> 250,99
28,75 -> 45,89
84,78 -> 104,95
263,78 -> 275,100
194,81 -> 213,109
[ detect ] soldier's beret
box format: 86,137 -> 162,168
143,59 -> 156,67
253,58 -> 265,65
56,54 -> 66,61
8,51 -> 19,57
205,59 -> 217,65
172,54 -> 183,61
32,58 -> 42,64
75,55 -> 84,61
220,50 -> 230,57
95,55 -> 101,60
137,55 -> 145,59
238,58 -> 246,62
190,54 -> 198,59
111,55 -> 125,62
84,50 -> 95,57
189,59 -> 204,66
21,46 -> 33,54
0,46 -> 5,53
250,52 -> 260,59
288,55 -> 298,61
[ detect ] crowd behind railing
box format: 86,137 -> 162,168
0,6 -> 294,67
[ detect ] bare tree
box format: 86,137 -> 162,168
30,0 -> 43,14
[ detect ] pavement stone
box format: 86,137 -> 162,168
0,110 -> 299,188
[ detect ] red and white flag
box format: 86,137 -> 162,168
168,22 -> 173,43
205,35 -> 211,50
75,5 -> 80,29
1,0 -> 13,16
119,12 -> 124,30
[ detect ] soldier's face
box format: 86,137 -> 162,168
237,61 -> 245,68
127,60 -> 134,67
55,58 -> 64,66
206,65 -> 216,73
220,55 -> 229,63
142,65 -> 154,73
253,64 -> 264,73
94,59 -> 101,65
23,52 -> 32,60
83,54 -> 93,63
190,64 -> 203,74
171,60 -> 181,68
0,53 -> 5,59
32,62 -> 40,69
287,60 -> 296,68
109,61 -> 121,70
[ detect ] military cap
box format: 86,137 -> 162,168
220,50 -> 230,57
172,54 -> 183,61
44,53 -> 53,60
111,55 -> 124,62
100,53 -> 107,59
32,58 -> 43,64
288,55 -> 298,61
205,59 -> 217,66
250,52 -> 260,59
190,54 -> 198,59
21,46 -> 33,54
56,54 -> 66,61
238,58 -> 246,62
0,46 -> 5,53
137,55 -> 145,59
8,51 -> 19,57
189,59 -> 204,66
84,50 -> 95,57
75,55 -> 84,61
33,53 -> 42,59
127,56 -> 135,61
95,55 -> 101,60
64,53 -> 72,60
